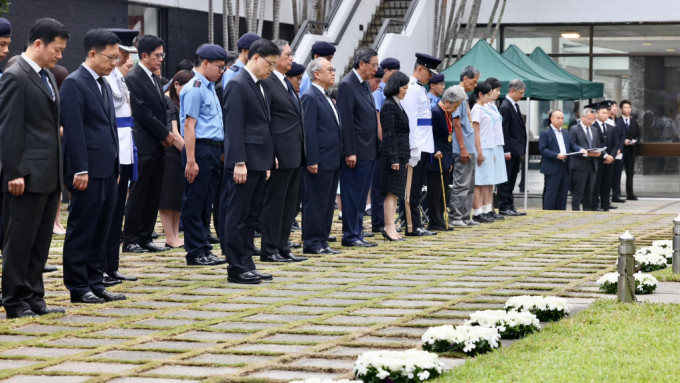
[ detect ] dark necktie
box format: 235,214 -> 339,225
151,75 -> 163,102
625,118 -> 630,131
363,81 -> 375,108
585,126 -> 592,148
96,77 -> 109,110
600,122 -> 607,140
40,69 -> 54,99
285,78 -> 300,113
515,102 -> 521,116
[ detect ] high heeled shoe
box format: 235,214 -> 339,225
381,229 -> 401,242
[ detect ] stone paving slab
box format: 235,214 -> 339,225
43,362 -> 139,373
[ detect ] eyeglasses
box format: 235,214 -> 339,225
363,61 -> 379,69
95,51 -> 120,62
151,52 -> 166,59
317,67 -> 336,73
282,51 -> 294,58
263,58 -> 277,68
208,61 -> 227,72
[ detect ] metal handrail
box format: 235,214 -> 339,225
402,0 -> 419,26
371,0 -> 421,51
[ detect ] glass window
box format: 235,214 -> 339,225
502,25 -> 590,54
129,5 -> 159,37
593,24 -> 680,55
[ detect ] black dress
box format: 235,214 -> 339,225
159,97 -> 183,212
380,97 -> 410,197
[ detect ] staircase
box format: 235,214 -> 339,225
341,0 -> 412,77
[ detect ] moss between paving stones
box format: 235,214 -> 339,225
0,211 -> 674,382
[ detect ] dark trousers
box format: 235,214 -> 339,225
105,164 -> 132,274
571,168 -> 596,211
427,169 -> 452,227
543,164 -> 570,210
223,169 -> 266,275
302,169 -> 339,251
2,189 -> 59,314
63,175 -> 117,297
182,143 -> 221,259
260,167 -> 301,256
211,160 -> 224,236
623,147 -> 636,196
406,152 -> 429,232
370,155 -> 385,230
498,155 -> 521,211
611,159 -> 624,199
123,151 -> 164,245
593,162 -> 614,209
340,159 -> 375,242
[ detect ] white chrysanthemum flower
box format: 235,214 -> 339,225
505,295 -> 571,314
635,272 -> 658,287
652,240 -> 672,249
596,272 -> 619,286
354,349 -> 444,382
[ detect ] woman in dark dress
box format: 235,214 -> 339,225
159,70 -> 192,248
380,71 -> 411,241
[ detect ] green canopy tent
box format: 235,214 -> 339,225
440,40 -> 557,99
529,46 -> 604,99
501,44 -> 582,100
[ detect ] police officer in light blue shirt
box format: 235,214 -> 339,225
373,57 -> 400,112
299,41 -> 335,95
0,18 -> 10,79
221,32 -> 260,91
427,73 -> 445,109
180,44 -> 229,266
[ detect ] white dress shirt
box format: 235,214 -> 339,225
273,70 -> 287,90
312,82 -> 338,124
551,125 -> 567,154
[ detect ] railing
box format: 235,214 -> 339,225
371,0 -> 420,51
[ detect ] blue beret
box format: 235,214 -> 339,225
0,18 -> 10,38
196,44 -> 228,61
415,53 -> 442,74
237,33 -> 261,50
107,28 -> 138,53
286,62 -> 305,77
380,57 -> 400,70
428,74 -> 445,84
374,67 -> 385,79
311,41 -> 336,57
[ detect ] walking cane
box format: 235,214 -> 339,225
438,157 -> 449,230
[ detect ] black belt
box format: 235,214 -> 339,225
197,139 -> 223,147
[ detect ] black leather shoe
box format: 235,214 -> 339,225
361,230 -> 375,238
303,248 -> 326,254
228,271 -> 262,284
151,231 -> 160,239
288,240 -> 302,249
593,208 -> 604,212
428,225 -> 453,231
327,236 -> 336,242
341,239 -> 377,247
251,270 -> 273,280
324,247 -> 342,254
472,214 -> 494,223
608,205 -> 618,209
122,243 -> 149,253
499,209 -> 519,216
103,275 -> 122,286
186,256 -> 218,266
511,209 -> 527,216
419,228 -> 437,236
33,307 -> 65,316
207,234 -> 220,244
627,195 -> 638,201
94,290 -> 126,302
204,252 -> 227,265
42,265 -> 58,273
490,211 -> 505,220
405,229 -> 425,237
611,197 -> 626,203
260,253 -> 295,263
6,309 -> 38,319
141,242 -> 169,252
71,292 -> 105,304
110,271 -> 138,281
280,252 -> 307,262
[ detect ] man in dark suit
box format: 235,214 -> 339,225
337,47 -> 380,248
608,101 -> 626,203
123,34 -> 172,254
591,102 -> 619,211
259,39 -> 307,263
301,57 -> 342,255
618,100 -> 640,200
498,79 -> 528,216
61,29 -> 125,304
222,39 -> 280,284
539,110 -> 586,210
0,17 -> 11,266
0,18 -> 69,318
570,108 -> 614,211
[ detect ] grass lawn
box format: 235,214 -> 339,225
652,265 -> 680,282
439,299 -> 680,382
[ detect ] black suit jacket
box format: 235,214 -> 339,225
539,128 -> 581,175
620,115 -> 641,155
261,74 -> 305,169
223,69 -> 274,171
301,85 -> 341,171
593,120 -> 618,159
427,104 -> 454,171
380,97 -> 410,166
569,123 -> 602,172
0,57 -> 63,193
126,64 -> 169,155
337,71 -> 378,160
60,66 -> 119,179
499,98 -> 527,157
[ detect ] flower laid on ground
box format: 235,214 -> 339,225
291,380 -> 362,383
640,243 -> 673,264
465,309 -> 541,339
354,349 -> 444,383
652,240 -> 672,249
596,272 -> 658,294
505,295 -> 571,322
421,324 -> 500,356
634,249 -> 667,272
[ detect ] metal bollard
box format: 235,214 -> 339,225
617,230 -> 636,303
673,214 -> 680,274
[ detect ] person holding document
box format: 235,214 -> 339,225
539,110 -> 586,210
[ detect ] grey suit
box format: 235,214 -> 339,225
569,123 -> 601,211
0,57 -> 62,315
